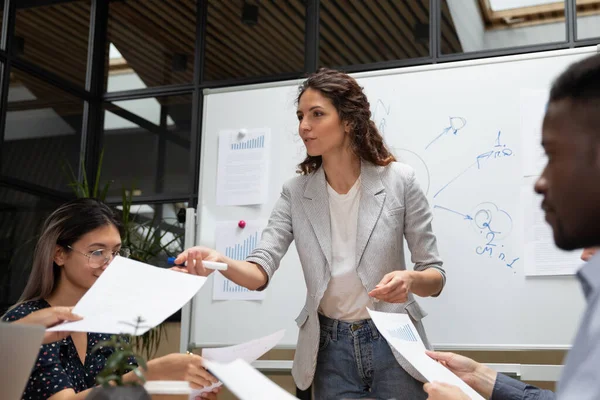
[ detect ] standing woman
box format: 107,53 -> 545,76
176,68 -> 445,399
3,198 -> 219,400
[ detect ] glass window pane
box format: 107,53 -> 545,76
15,0 -> 90,87
320,0 -> 430,67
442,0 -> 566,55
576,0 -> 600,40
0,188 -> 63,314
2,68 -> 83,193
102,94 -> 193,198
205,0 -> 305,81
107,1 -> 196,91
0,6 -> 3,51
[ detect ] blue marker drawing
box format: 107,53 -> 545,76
433,161 -> 477,199
495,131 -> 503,147
435,201 -> 518,268
506,257 -> 519,268
470,202 -> 519,268
425,117 -> 467,150
476,131 -> 513,169
433,131 -> 514,198
433,201 -> 521,269
471,202 -> 513,240
372,99 -> 391,136
433,205 -> 473,220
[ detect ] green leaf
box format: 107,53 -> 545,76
92,148 -> 105,198
81,158 -> 90,197
104,352 -> 126,371
136,356 -> 148,371
99,181 -> 111,202
133,367 -> 146,383
97,374 -> 120,386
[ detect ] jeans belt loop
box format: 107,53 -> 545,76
332,319 -> 338,341
367,319 -> 379,339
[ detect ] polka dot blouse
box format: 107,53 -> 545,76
2,299 -> 137,399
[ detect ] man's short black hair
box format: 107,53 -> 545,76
550,54 -> 600,103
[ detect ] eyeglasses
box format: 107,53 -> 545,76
67,246 -> 131,268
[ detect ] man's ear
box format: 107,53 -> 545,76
54,245 -> 67,267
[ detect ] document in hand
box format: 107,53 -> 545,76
47,256 -> 207,335
189,330 -> 285,398
203,359 -> 296,400
367,308 -> 485,400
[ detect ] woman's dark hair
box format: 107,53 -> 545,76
296,68 -> 395,174
17,198 -> 123,303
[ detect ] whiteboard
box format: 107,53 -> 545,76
187,47 -> 597,351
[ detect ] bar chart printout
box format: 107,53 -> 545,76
388,324 -> 418,342
216,129 -> 271,206
213,220 -> 268,300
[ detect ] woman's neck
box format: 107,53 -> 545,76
46,276 -> 86,307
322,149 -> 361,194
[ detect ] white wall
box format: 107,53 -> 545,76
447,0 -> 485,52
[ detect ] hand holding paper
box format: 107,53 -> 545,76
203,359 -> 296,400
367,309 -> 484,400
189,330 -> 285,399
424,381 -> 472,400
47,257 -> 207,335
425,351 -> 497,399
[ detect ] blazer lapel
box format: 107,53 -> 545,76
301,167 -> 332,267
356,161 -> 386,268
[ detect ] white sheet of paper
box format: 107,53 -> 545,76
189,330 -> 285,398
367,308 -> 426,349
367,309 -> 484,400
520,89 -> 548,177
216,128 -> 271,206
523,180 -> 583,276
203,329 -> 284,364
203,359 -> 296,400
47,257 -> 207,335
213,220 -> 267,301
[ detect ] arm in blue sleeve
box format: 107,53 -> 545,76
492,373 -> 555,400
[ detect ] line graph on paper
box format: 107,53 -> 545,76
213,220 -> 267,301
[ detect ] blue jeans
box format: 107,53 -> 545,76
313,314 -> 426,400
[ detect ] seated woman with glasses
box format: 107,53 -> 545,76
2,198 -> 220,400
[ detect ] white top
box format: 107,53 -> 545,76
319,176 -> 374,321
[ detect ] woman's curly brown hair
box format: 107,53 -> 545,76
296,68 -> 396,175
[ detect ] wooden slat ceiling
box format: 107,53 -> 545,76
318,0 -> 462,67
108,0 -> 196,87
10,1 -> 89,117
203,0 -> 462,81
15,1 -> 90,87
478,0 -> 600,29
8,0 -> 463,115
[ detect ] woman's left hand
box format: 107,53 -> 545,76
368,271 -> 414,303
146,353 -> 219,389
194,386 -> 221,400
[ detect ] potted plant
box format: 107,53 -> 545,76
87,317 -> 151,400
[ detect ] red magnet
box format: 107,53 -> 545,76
238,220 -> 246,228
